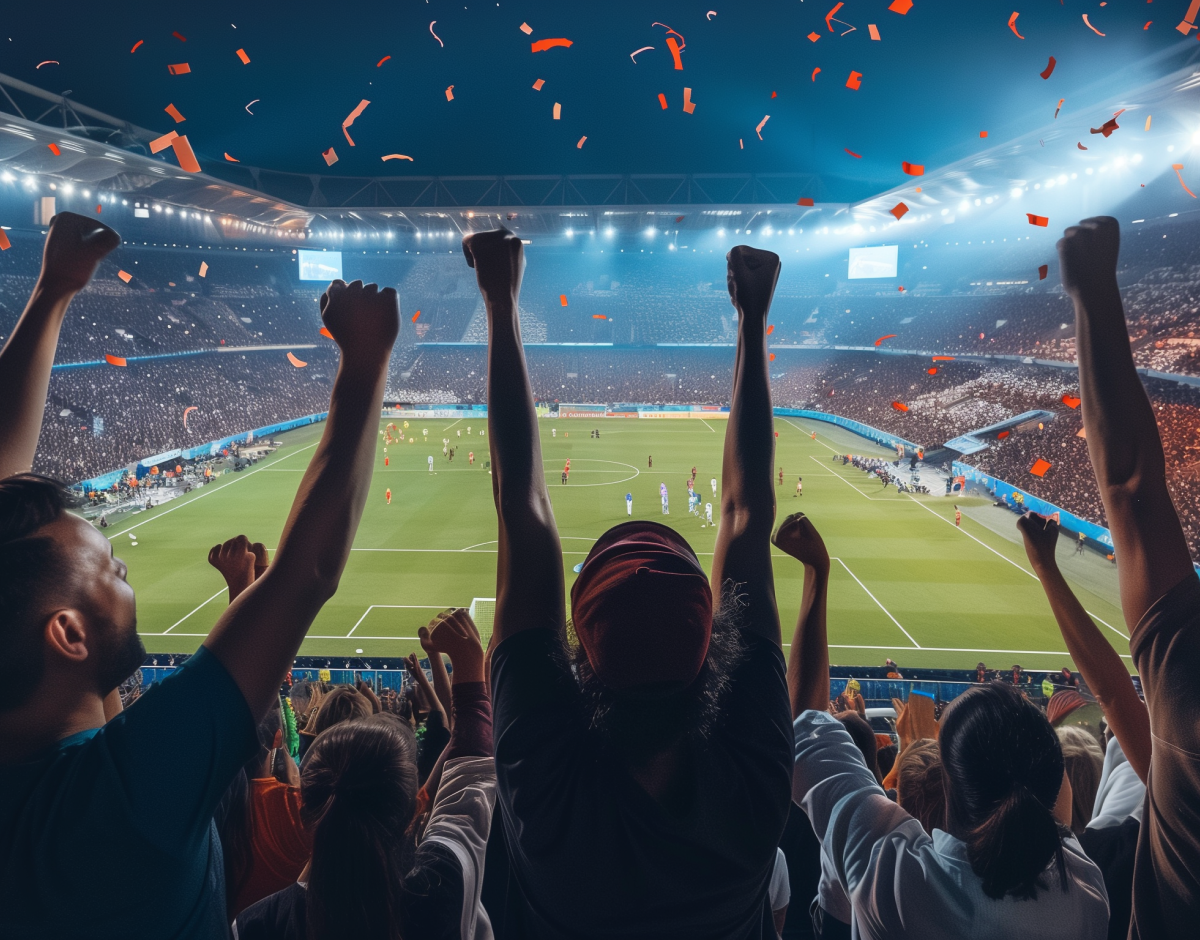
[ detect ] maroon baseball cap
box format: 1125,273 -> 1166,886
570,521 -> 713,694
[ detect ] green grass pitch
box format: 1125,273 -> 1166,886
111,415 -> 1130,672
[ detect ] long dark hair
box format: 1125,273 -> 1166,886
301,715 -> 420,940
939,683 -> 1068,901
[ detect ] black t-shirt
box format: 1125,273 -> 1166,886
491,628 -> 793,940
233,842 -> 466,940
1129,573 -> 1200,940
1079,817 -> 1139,940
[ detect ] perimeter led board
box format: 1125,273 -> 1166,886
848,245 -> 898,279
298,250 -> 343,282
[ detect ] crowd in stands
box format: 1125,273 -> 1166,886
3,215 -> 1200,940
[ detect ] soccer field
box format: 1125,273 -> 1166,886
110,415 -> 1130,671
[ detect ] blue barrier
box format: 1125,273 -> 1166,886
774,407 -> 922,456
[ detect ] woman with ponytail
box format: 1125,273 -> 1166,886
233,609 -> 495,940
775,512 -> 1110,940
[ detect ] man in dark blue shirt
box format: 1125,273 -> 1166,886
0,213 -> 400,939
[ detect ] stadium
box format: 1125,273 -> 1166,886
1,5 -> 1198,939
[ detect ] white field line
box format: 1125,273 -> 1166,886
700,419 -> 717,433
905,496 -> 1130,641
832,556 -> 921,648
348,604 -> 455,636
809,455 -> 884,499
160,589 -> 226,634
105,442 -> 319,541
782,418 -> 843,454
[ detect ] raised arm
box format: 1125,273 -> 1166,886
772,512 -> 831,717
712,246 -> 783,645
0,212 -> 120,478
419,621 -> 455,724
202,280 -> 399,718
462,229 -> 564,645
1058,217 -> 1194,627
1018,511 -> 1151,782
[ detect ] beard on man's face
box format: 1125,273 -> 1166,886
96,617 -> 145,695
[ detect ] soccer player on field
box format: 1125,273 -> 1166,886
386,488 -> 392,505
469,451 -> 475,465
955,505 -> 961,527
711,477 -> 717,498
795,475 -> 802,497
427,455 -> 434,472
778,467 -> 783,486
626,492 -> 632,516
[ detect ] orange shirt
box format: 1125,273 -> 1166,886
228,778 -> 311,919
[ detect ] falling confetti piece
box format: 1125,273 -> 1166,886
47,143 -> 60,156
844,148 -> 862,158
520,22 -> 533,35
224,152 -> 239,162
1082,14 -> 1105,37
236,48 -> 250,65
1062,394 -> 1081,408
560,295 -> 569,307
869,24 -> 881,40
927,367 -> 938,374
245,99 -> 259,114
592,314 -> 607,320
320,326 -> 334,338
683,87 -> 696,113
322,147 -> 338,166
173,31 -> 187,42
808,31 -> 821,42
533,78 -> 545,90
532,38 -> 573,52
130,40 -> 144,53
576,136 -> 587,148
658,92 -> 668,109
381,153 -> 414,161
287,352 -> 307,368
117,270 -> 132,283
825,2 -> 855,34
755,115 -> 770,139
888,0 -> 913,13
769,353 -> 776,361
1145,115 -> 1152,131
553,102 -> 561,120
666,36 -> 684,69
875,334 -> 897,346
183,406 -> 197,428
1178,0 -> 1200,34
95,205 -> 101,213
980,131 -> 989,138
846,71 -> 863,90
1090,116 -> 1119,137
1026,213 -> 1049,226
771,91 -> 777,99
1055,98 -> 1065,119
915,187 -> 922,193
811,67 -> 821,81
1172,163 -> 1197,197
445,85 -> 455,101
766,324 -> 775,335
0,230 -> 10,251
199,262 -> 208,277
1008,12 -> 1024,40
740,139 -> 743,148
630,46 -> 654,62
798,197 -> 815,206
1030,459 -> 1052,477
412,311 -> 421,322
890,202 -> 909,220
377,55 -> 391,67
932,356 -> 955,361
707,11 -> 717,20
1077,142 -> 1088,150
891,401 -> 909,412
171,135 -> 201,173
1036,264 -> 1048,280
652,22 -> 686,49
342,98 -> 370,146
430,22 -> 444,46
105,354 -> 127,366
1040,56 -> 1056,79
167,63 -> 190,75
164,103 -> 185,123
902,161 -> 924,176
1145,21 -> 1152,30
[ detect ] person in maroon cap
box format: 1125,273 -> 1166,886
462,229 -> 791,940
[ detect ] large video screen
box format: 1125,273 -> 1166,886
298,250 -> 343,282
847,245 -> 898,279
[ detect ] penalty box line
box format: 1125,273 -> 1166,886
832,556 -> 921,649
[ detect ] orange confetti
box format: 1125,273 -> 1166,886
322,147 -> 338,166
1030,458 -> 1052,477
825,2 -> 854,33
1055,98 -> 1065,119
844,148 -> 862,158
868,24 -> 881,40
576,136 -> 587,149
167,62 -> 191,75
560,294 -> 569,306
875,334 -> 897,346
666,36 -> 684,70
235,48 -> 250,64
117,270 -> 132,283
890,202 -> 909,220
1145,115 -> 1152,131
658,92 -> 668,109
1178,0 -> 1200,34
0,230 -> 10,251
811,67 -> 821,81
320,326 -> 334,338
846,71 -> 863,90
173,31 -> 187,42
1144,21 -> 1152,30
342,98 -> 370,146
532,38 -> 573,52
520,22 -> 533,34
1008,12 -> 1024,39
1026,213 -> 1049,226
171,135 -> 201,173
445,85 -> 455,101
35,60 -> 59,69
130,40 -> 144,53
756,115 -> 770,139
927,367 -> 938,375
901,161 -> 924,176
224,152 -> 239,162
381,154 -> 414,162
377,55 -> 392,67
287,352 -> 307,368
808,31 -> 820,42
797,197 -> 815,206
683,87 -> 696,114
888,0 -> 913,12
1039,56 -> 1056,80
1172,163 -> 1197,198
1090,115 -> 1120,137
1038,264 -> 1048,280
891,401 -> 909,412
533,78 -> 545,90
149,130 -> 178,153
412,311 -> 421,322
199,261 -> 208,278
769,353 -> 776,361
105,354 -> 127,367
766,324 -> 775,335
47,143 -> 60,156
552,102 -> 562,119
1082,14 -> 1105,37
932,356 -> 955,361
164,103 -> 185,123
592,314 -> 607,320
1062,394 -> 1081,409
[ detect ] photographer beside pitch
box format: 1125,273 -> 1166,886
0,212 -> 401,938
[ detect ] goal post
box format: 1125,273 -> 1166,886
469,597 -> 497,646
